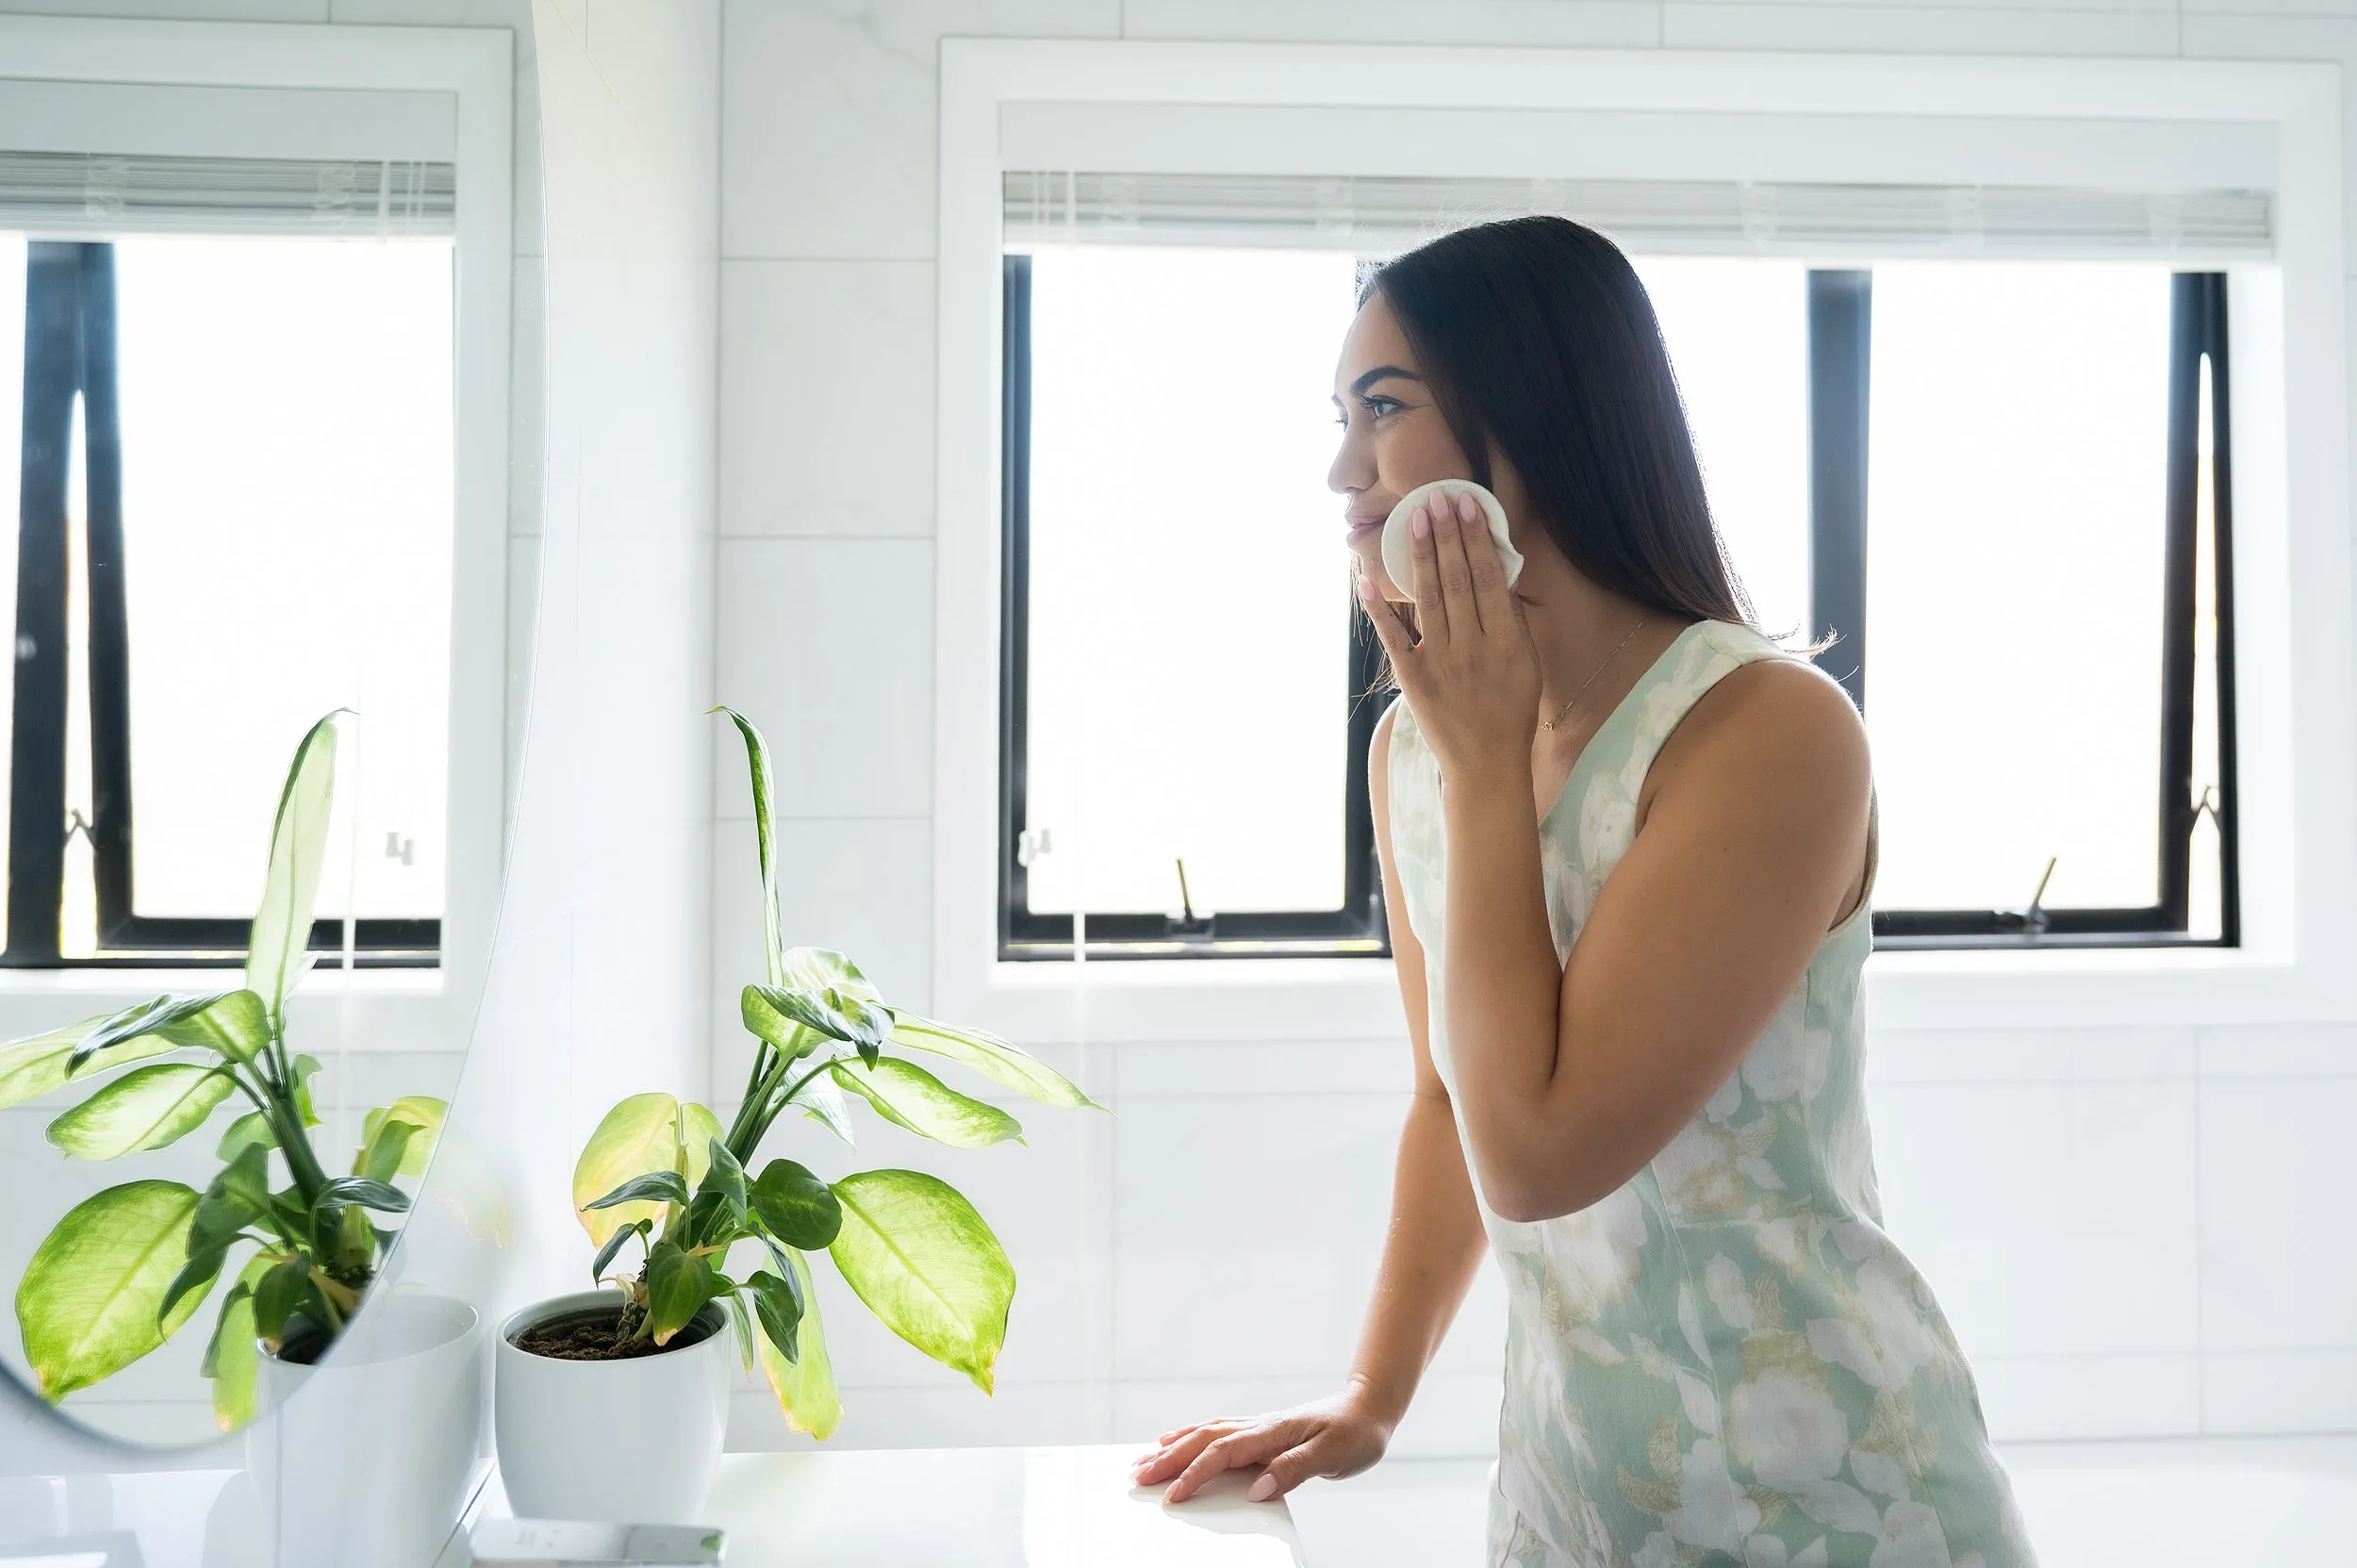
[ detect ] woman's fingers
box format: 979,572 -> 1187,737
1407,503 -> 1451,647
1427,490 -> 1484,636
1245,1431 -> 1342,1502
1456,490 -> 1515,634
1163,1425 -> 1290,1504
1133,1422 -> 1232,1486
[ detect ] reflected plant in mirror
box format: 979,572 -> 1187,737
493,709 -> 1099,1526
1,712 -> 444,1429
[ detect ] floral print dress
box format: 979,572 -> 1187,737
1386,619 -> 2036,1568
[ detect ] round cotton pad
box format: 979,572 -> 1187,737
1380,479 -> 1525,596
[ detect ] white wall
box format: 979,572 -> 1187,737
712,0 -> 2357,1456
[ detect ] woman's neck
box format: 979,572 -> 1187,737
1519,570 -> 1685,726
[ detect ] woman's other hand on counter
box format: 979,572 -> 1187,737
1130,1383 -> 1394,1505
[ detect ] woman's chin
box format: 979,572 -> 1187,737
1348,539 -> 1409,602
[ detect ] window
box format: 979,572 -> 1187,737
999,248 -> 1386,960
997,178 -> 2244,958
0,208 -> 456,966
1820,266 -> 2237,948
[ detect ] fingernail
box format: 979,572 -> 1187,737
1457,491 -> 1476,521
1248,1474 -> 1277,1502
1357,575 -> 1378,602
1411,507 -> 1430,540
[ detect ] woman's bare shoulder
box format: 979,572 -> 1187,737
1650,651 -> 1871,816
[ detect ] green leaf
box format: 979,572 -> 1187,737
724,1290 -> 756,1373
888,1014 -> 1100,1110
755,1246 -> 839,1439
830,1057 -> 1023,1150
0,1015 -> 145,1111
67,992 -> 240,1073
645,1241 -> 716,1347
357,1120 -> 416,1184
681,1104 -> 724,1185
45,1064 -> 237,1159
15,1180 -> 206,1399
590,1217 -> 650,1284
701,1137 -> 748,1213
797,1073 -> 857,1147
573,1093 -> 699,1248
203,1253 -> 273,1431
354,1096 -> 445,1179
246,712 -> 343,1026
251,1257 -> 310,1346
748,1158 -> 842,1249
585,1169 -> 690,1211
746,1269 -> 801,1363
740,985 -> 820,1062
211,1141 -> 272,1214
778,948 -> 881,1002
160,1245 -> 228,1326
287,1054 -> 323,1129
827,1169 -> 1015,1394
316,1176 -> 409,1214
156,990 -> 272,1068
217,1110 -> 276,1164
715,707 -> 787,988
746,983 -> 893,1065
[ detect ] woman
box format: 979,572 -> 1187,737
1131,217 -> 2034,1568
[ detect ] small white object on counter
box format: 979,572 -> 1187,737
1380,478 -> 1524,596
469,1518 -> 724,1566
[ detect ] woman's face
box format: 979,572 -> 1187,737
1328,290 -> 1534,602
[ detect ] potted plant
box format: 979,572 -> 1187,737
494,708 -> 1098,1525
0,713 -> 479,1566
4,711 -> 457,1418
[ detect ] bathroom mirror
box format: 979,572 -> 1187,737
0,8 -> 542,1449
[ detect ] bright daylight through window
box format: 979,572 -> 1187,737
0,232 -> 454,966
999,239 -> 2235,958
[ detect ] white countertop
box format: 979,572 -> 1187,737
454,1445 -> 1304,1567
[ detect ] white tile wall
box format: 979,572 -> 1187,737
1870,1081 -> 2202,1362
707,0 -> 2357,1460
718,0 -> 1121,261
719,260 -> 936,538
711,536 -> 935,819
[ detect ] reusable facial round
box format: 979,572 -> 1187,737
1380,479 -> 1525,596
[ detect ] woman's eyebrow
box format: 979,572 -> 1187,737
1347,365 -> 1424,397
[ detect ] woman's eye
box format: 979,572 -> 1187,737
1363,396 -> 1402,419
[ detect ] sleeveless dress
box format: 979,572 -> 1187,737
1386,619 -> 2036,1568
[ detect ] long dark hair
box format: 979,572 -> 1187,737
1360,215 -> 1753,627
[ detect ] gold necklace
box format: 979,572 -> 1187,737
1540,619 -> 1647,733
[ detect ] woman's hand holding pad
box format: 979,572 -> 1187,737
1360,487 -> 1541,792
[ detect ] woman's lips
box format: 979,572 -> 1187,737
1345,513 -> 1385,538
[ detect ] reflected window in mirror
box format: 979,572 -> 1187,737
0,169 -> 455,968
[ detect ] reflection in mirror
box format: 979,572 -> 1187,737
0,11 -> 541,1454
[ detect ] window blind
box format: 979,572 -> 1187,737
1002,171 -> 2272,260
0,150 -> 454,239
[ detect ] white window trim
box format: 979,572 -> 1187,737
0,16 -> 513,1055
935,38 -> 2351,1040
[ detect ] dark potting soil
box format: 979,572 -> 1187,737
512,1306 -> 717,1362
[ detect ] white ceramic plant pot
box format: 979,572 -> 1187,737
247,1291 -> 486,1568
494,1289 -> 732,1526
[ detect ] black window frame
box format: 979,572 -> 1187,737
996,253 -> 1388,962
996,248 -> 2238,961
1809,267 -> 2240,950
4,239 -> 438,968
